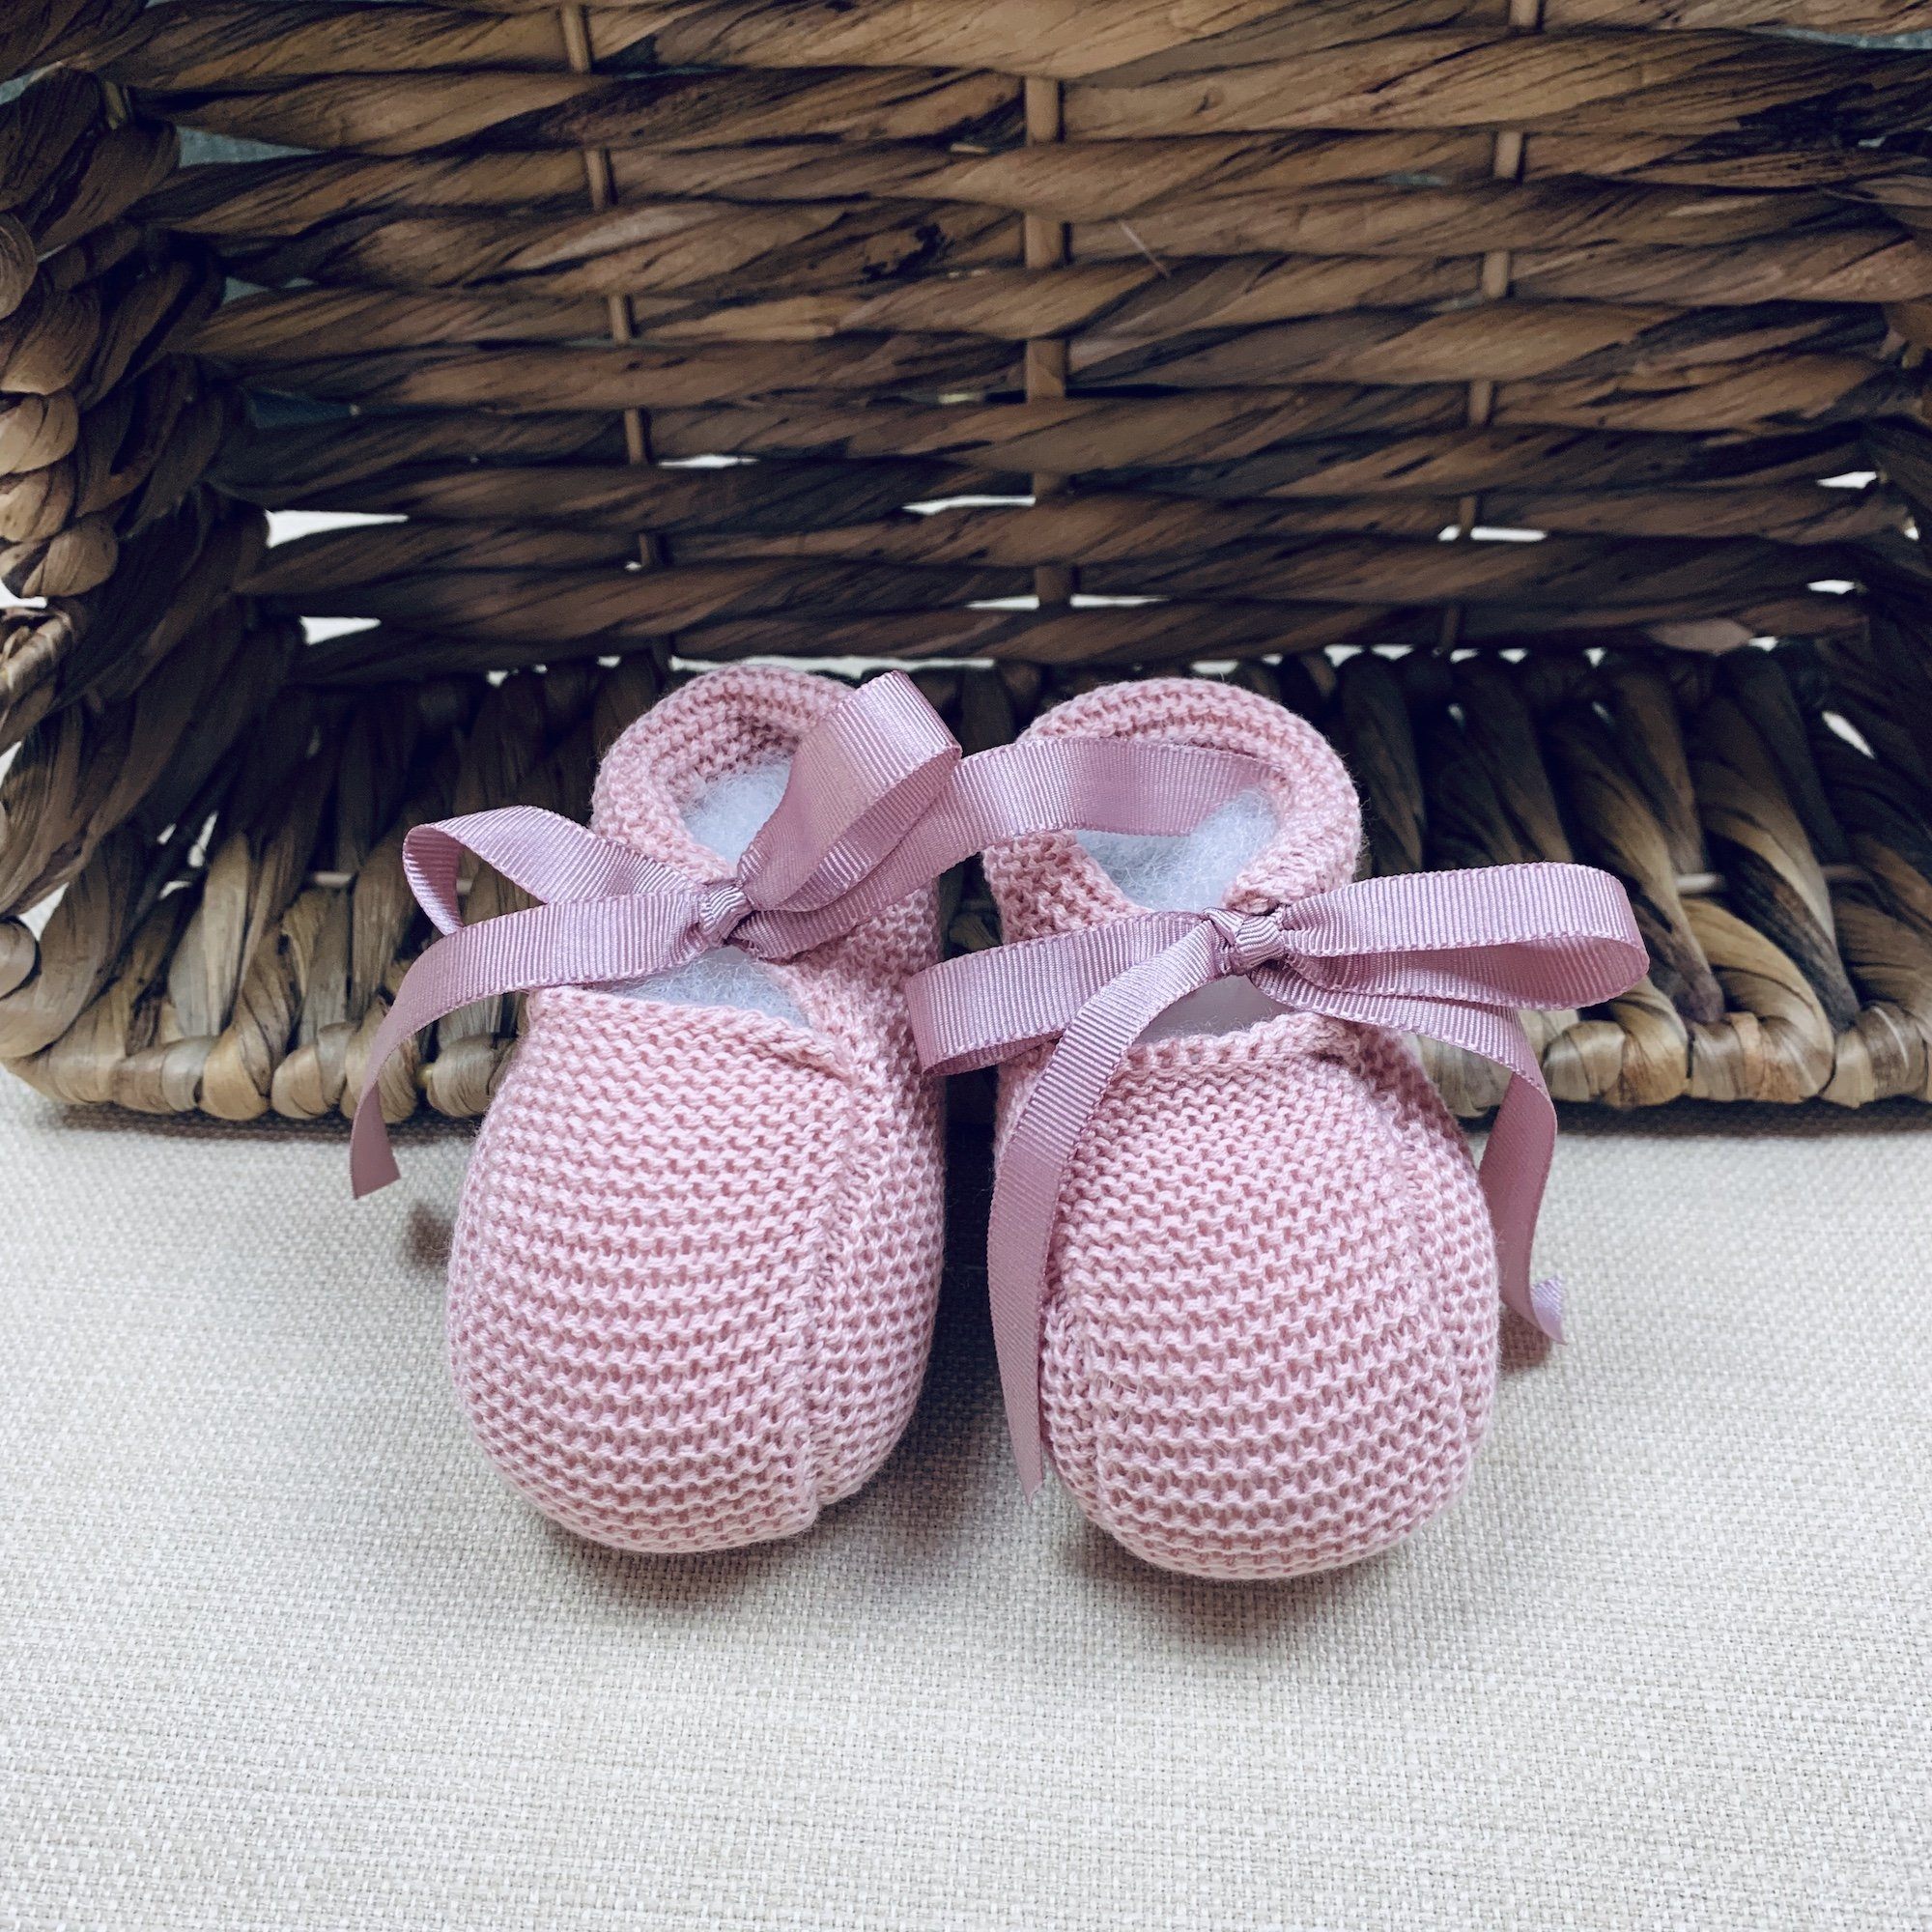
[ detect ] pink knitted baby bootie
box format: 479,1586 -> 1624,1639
987,682 -> 1490,1578
354,667 -> 950,1552
913,678 -> 1643,1581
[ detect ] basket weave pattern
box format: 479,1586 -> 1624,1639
2,0 -> 1932,1119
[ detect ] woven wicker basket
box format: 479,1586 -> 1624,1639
4,0 -> 1932,1123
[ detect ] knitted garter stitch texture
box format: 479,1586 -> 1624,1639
444,667 -> 946,1552
982,680 -> 1500,1580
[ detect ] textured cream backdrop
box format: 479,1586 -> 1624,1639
3,1077 -> 1928,1931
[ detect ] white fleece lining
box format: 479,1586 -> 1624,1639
1078,791 -> 1275,912
684,762 -> 793,864
610,759 -> 808,1023
1079,790 -> 1284,1039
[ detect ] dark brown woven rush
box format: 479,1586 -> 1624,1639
3,0 -> 1932,1122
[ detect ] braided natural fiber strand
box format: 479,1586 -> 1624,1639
0,73 -> 213,603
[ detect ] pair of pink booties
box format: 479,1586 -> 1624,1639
368,666 -> 1592,1579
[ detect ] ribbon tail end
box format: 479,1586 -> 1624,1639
1012,1440 -> 1046,1498
350,1154 -> 400,1202
348,1101 -> 401,1201
1532,1273 -> 1566,1344
1502,1270 -> 1566,1344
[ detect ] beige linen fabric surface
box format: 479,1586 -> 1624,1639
3,1075 -> 1928,1932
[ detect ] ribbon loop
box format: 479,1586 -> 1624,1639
1270,867 -> 1646,1009
905,856 -> 1646,1493
403,807 -> 681,938
734,669 -> 961,914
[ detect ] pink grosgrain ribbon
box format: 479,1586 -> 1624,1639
350,671 -> 1273,1197
905,820 -> 1647,1493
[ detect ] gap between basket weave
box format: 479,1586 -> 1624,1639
556,3 -> 665,578
1441,0 -> 1546,652
1025,74 -> 1075,611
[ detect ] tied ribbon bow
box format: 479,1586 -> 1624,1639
350,672 -> 1274,1197
349,668 -> 963,1196
906,823 -> 1646,1495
